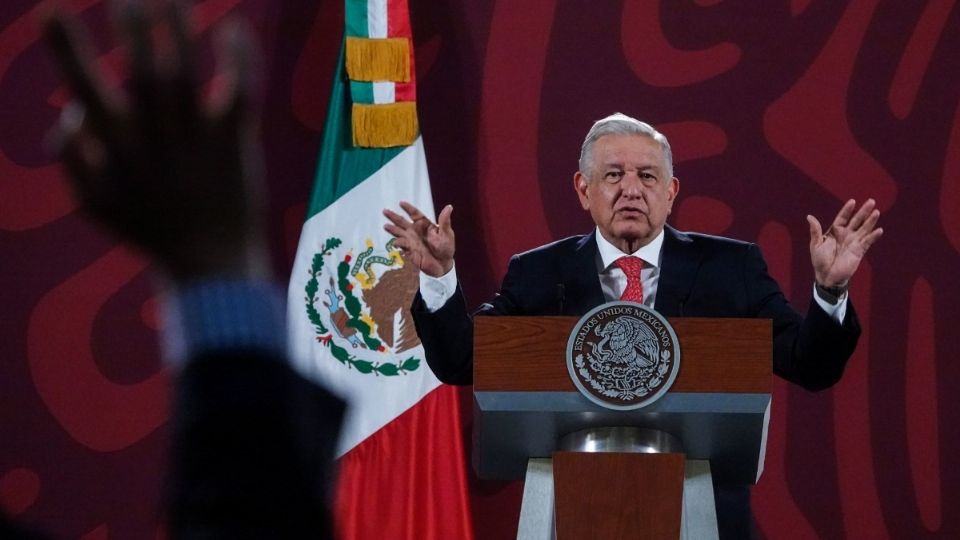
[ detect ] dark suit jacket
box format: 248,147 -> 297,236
412,225 -> 860,390
166,349 -> 345,539
411,225 -> 861,538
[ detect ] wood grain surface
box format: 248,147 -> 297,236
553,451 -> 685,539
474,317 -> 771,393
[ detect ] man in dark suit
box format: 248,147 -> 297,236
384,112 -> 882,537
44,3 -> 343,538
407,225 -> 859,391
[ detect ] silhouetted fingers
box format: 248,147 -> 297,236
57,106 -> 108,211
115,0 -> 156,100
43,10 -> 119,140
164,0 -> 198,116
212,19 -> 259,128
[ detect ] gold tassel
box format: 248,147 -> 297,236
352,102 -> 419,147
345,37 -> 410,82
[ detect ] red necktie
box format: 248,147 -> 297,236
615,256 -> 644,304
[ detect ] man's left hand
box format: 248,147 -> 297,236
807,198 -> 883,289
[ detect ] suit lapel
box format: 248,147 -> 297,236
655,225 -> 701,317
562,233 -> 605,315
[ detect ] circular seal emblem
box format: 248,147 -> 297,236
566,302 -> 681,410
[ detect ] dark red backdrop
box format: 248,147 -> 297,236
2,0 -> 958,538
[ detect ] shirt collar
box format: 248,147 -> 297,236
595,226 -> 665,270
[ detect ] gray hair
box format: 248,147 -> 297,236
578,113 -> 674,180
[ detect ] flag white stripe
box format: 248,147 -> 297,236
288,138 -> 440,456
373,81 -> 396,103
367,0 -> 388,38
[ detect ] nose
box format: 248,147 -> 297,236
619,171 -> 646,198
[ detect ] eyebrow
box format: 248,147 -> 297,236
601,163 -> 661,172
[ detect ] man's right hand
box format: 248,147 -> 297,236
383,201 -> 455,277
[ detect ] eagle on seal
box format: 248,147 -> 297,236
593,316 -> 659,368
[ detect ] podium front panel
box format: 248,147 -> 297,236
473,317 -> 772,484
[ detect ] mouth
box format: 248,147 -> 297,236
615,207 -> 647,218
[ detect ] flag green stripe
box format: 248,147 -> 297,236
345,0 -> 369,37
307,39 -> 403,217
350,81 -> 374,104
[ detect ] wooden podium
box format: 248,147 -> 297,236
473,316 -> 772,539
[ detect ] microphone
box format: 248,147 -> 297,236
556,284 -> 566,315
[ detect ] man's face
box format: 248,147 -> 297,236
574,134 -> 679,252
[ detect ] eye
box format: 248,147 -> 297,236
640,172 -> 658,183
604,171 -> 624,183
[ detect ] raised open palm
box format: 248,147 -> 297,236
383,201 -> 455,277
808,199 -> 883,289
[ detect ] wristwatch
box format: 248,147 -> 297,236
815,282 -> 848,304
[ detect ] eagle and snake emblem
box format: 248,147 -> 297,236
305,237 -> 423,377
568,303 -> 679,409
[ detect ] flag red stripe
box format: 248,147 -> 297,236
387,0 -> 411,38
334,384 -> 474,539
387,0 -> 416,101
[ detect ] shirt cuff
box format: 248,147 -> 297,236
161,280 -> 287,368
419,264 -> 458,312
812,283 -> 848,324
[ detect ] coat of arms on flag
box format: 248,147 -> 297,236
304,236 -> 422,376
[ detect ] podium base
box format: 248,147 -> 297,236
517,457 -> 718,540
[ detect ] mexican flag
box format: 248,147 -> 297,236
286,1 -> 473,538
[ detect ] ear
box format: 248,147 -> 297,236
668,177 -> 679,200
574,171 -> 590,210
666,177 -> 680,213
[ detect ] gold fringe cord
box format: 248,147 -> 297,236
352,102 -> 419,148
345,37 -> 410,82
